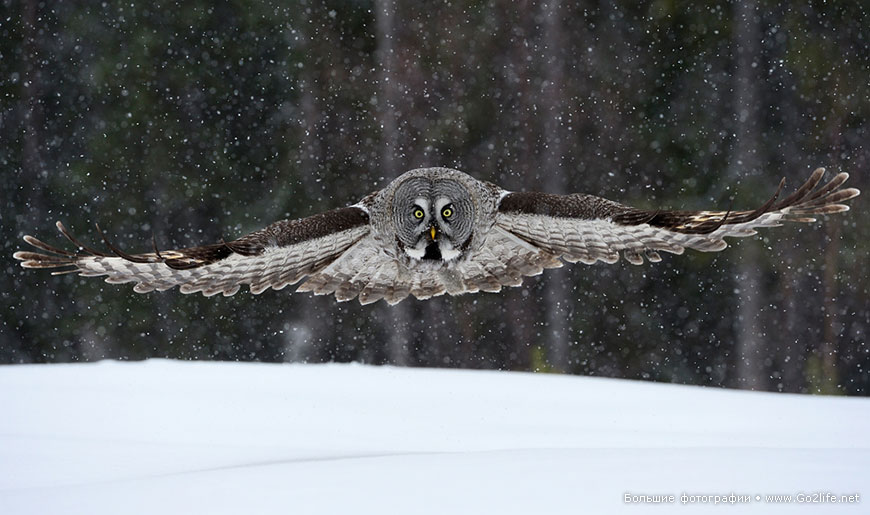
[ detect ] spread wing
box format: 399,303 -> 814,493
13,207 -> 372,297
495,167 -> 860,266
12,168 -> 860,305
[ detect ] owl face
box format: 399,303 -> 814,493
391,176 -> 475,263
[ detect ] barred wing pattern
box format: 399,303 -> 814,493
496,168 -> 859,266
14,207 -> 371,297
12,167 -> 860,304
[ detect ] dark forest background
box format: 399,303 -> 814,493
1,0 -> 867,394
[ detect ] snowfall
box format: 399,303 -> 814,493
1,360 -> 867,514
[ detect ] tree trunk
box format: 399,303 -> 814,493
540,0 -> 571,373
375,0 -> 412,366
729,0 -> 767,390
817,120 -> 845,393
21,0 -> 44,207
819,221 -> 841,393
272,7 -> 332,364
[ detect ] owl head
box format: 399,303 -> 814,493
391,173 -> 475,263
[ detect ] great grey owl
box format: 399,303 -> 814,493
14,167 -> 860,305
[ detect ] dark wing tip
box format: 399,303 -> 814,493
13,250 -> 76,270
56,220 -> 111,257
840,187 -> 861,200
17,221 -> 162,270
22,234 -> 78,257
781,170 -> 860,218
94,223 -> 157,263
612,167 -> 857,235
15,232 -> 79,269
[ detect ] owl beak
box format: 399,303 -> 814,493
429,226 -> 437,241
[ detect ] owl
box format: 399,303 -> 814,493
14,167 -> 859,305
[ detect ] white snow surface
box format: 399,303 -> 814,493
1,360 -> 867,514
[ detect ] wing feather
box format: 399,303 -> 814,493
497,168 -> 859,265
297,238 -> 388,303
453,227 -> 562,294
14,207 -> 371,297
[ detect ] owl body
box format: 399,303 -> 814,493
305,167 -> 509,303
13,166 -> 859,305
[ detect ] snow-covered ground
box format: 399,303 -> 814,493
1,360 -> 867,514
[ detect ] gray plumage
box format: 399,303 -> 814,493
14,167 -> 860,304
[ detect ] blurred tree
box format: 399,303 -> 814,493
1,0 -> 866,395
730,0 -> 767,390
374,0 -> 413,366
539,0 -> 572,373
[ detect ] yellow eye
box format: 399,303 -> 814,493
442,206 -> 453,218
413,209 -> 425,219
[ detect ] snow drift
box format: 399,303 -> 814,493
1,360 -> 867,514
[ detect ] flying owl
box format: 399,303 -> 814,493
14,167 -> 859,305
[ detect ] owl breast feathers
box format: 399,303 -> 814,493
14,167 -> 860,305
